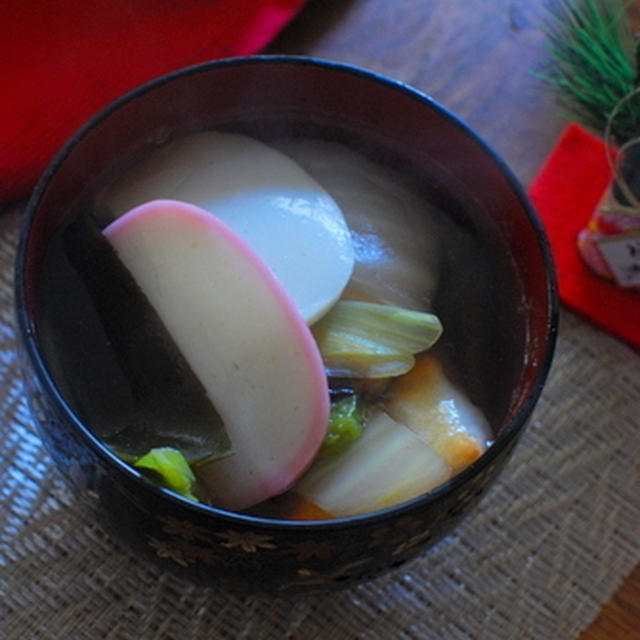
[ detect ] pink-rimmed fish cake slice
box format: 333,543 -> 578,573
104,199 -> 330,510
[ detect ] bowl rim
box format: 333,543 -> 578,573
14,54 -> 558,531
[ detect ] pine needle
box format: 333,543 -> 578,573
538,0 -> 640,142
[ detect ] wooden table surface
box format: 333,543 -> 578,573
267,1 -> 639,638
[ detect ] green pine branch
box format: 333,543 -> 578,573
538,0 -> 640,143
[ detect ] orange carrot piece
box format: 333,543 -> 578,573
434,432 -> 483,471
286,494 -> 335,521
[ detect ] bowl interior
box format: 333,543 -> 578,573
17,56 -> 557,521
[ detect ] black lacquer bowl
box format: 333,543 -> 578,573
15,56 -> 557,594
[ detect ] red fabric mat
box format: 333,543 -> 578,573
529,123 -> 640,348
0,1 -> 306,203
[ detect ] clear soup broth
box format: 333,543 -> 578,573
34,128 -> 526,520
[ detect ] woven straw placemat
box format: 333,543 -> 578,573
1,203 -> 639,640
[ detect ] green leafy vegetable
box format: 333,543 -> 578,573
311,300 -> 443,378
318,395 -> 364,458
133,447 -> 198,501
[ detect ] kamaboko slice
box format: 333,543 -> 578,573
104,199 -> 330,510
101,131 -> 355,325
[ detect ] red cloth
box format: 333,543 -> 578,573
1,1 -> 306,203
528,123 -> 640,349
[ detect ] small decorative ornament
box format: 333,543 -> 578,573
540,0 -> 640,292
578,191 -> 640,288
593,232 -> 640,286
577,91 -> 640,289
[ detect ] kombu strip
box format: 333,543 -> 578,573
37,213 -> 231,462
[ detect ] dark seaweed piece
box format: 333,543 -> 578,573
37,213 -> 231,462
